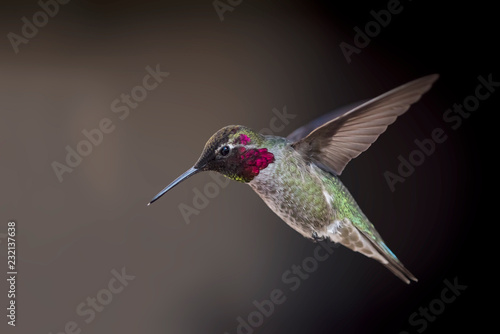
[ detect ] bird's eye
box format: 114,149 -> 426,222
220,145 -> 230,156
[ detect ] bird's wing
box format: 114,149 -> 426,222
286,100 -> 366,142
291,74 -> 439,175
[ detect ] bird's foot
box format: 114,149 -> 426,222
311,231 -> 325,243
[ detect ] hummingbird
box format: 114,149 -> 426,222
148,74 -> 439,284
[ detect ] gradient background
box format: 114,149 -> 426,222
1,0 -> 493,333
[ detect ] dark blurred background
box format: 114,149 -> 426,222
1,0 -> 493,333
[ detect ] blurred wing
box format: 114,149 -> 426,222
286,100 -> 366,142
291,74 -> 439,175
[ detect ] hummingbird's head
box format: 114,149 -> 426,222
148,125 -> 275,205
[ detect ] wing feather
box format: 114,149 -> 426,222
291,74 -> 439,175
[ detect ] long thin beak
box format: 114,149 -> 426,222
147,166 -> 200,206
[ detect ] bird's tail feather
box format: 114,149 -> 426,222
325,218 -> 417,284
370,239 -> 417,284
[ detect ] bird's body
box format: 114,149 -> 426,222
247,133 -> 416,283
249,134 -> 352,240
148,74 -> 439,284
